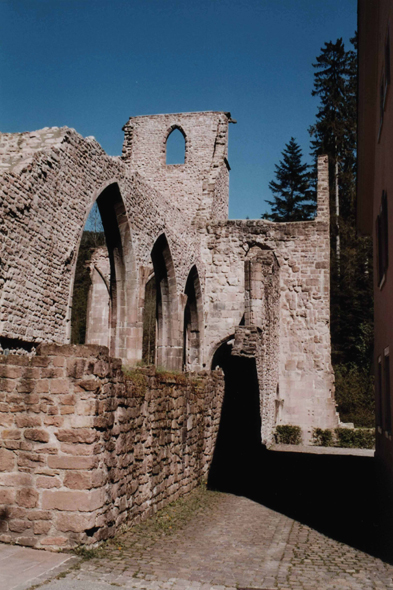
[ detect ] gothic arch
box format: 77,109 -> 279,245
165,125 -> 187,165
68,182 -> 138,362
151,233 -> 182,370
183,265 -> 203,371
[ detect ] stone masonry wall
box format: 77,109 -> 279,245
0,344 -> 224,550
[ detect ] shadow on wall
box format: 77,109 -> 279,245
209,368 -> 393,564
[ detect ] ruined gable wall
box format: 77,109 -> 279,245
200,217 -> 337,434
0,344 -> 224,550
122,112 -> 230,222
0,129 -> 206,349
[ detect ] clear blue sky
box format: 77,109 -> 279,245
0,0 -> 357,219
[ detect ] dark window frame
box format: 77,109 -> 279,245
377,190 -> 389,288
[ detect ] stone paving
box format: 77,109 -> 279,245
33,487 -> 393,590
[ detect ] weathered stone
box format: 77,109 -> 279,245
24,429 -> 50,443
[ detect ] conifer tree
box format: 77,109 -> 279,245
310,34 -> 374,425
262,137 -> 315,222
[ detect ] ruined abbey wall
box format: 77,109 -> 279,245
0,344 -> 223,550
0,111 -> 338,469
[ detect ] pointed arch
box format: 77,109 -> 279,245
68,182 -> 139,362
151,233 -> 182,370
166,125 -> 186,165
183,265 -> 203,371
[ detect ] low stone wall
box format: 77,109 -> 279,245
0,344 -> 224,550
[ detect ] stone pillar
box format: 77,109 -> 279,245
317,154 -> 329,222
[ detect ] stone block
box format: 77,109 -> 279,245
36,475 -> 61,489
17,488 -> 38,508
55,429 -> 97,444
42,488 -> 105,511
0,489 -> 16,504
47,455 -> 97,470
24,429 -> 50,443
0,448 -> 15,471
56,512 -> 96,532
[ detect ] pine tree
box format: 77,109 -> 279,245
310,34 -> 374,426
262,137 -> 315,222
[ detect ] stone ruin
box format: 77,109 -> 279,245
0,111 -> 339,549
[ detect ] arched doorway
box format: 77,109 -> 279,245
183,265 -> 203,371
208,337 -> 262,494
151,234 -> 181,370
69,183 -> 138,362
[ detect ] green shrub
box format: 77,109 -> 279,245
334,363 -> 375,427
335,428 -> 375,449
312,428 -> 334,447
274,425 -> 302,445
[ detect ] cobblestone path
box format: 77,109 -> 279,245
38,487 -> 393,590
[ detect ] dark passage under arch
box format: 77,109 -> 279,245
208,339 -> 262,495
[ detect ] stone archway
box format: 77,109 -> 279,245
183,265 -> 203,371
69,182 -> 138,362
151,233 -> 181,370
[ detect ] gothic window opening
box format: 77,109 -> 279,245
166,127 -> 186,165
151,234 -> 181,370
69,183 -> 137,361
142,275 -> 156,365
183,266 -> 202,371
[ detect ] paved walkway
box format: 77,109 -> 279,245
17,486 -> 393,590
0,543 -> 77,590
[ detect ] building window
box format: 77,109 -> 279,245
166,127 -> 186,165
378,356 -> 383,429
379,27 -> 390,138
384,348 -> 392,434
377,191 -> 388,287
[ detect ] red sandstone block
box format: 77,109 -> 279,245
77,379 -> 100,392
0,366 -> 22,379
17,488 -> 38,508
0,472 -> 32,486
59,394 -> 75,406
24,429 -> 50,443
43,416 -> 63,427
60,405 -> 75,415
59,443 -> 99,456
1,429 -> 20,440
47,406 -> 59,415
24,393 -> 40,404
17,452 -> 46,469
9,520 -> 31,533
42,488 -> 105,511
27,510 -> 51,520
36,475 -> 61,489
0,448 -> 15,471
21,367 -> 40,380
36,380 -> 49,393
15,415 -> 41,428
30,357 -> 50,368
40,536 -> 68,546
17,380 -> 35,394
52,357 -> 66,367
56,512 -> 95,533
4,356 -> 30,367
50,379 -> 69,394
41,368 -> 64,379
47,455 -> 97,470
55,429 -> 97,444
0,379 -> 16,393
33,520 -> 51,535
0,489 -> 16,504
66,358 -> 86,379
63,470 -> 103,490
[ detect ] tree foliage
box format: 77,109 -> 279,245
310,34 -> 374,425
263,137 -> 315,221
